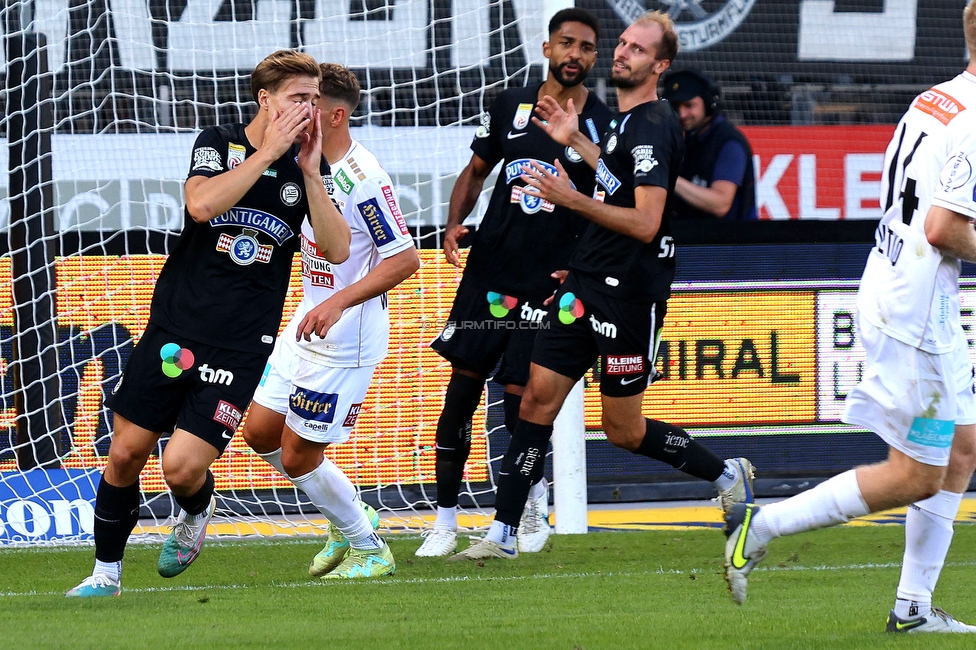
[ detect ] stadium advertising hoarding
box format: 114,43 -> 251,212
0,125 -> 895,230
0,468 -> 99,543
7,253 -> 975,503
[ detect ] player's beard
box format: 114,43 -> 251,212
551,62 -> 589,88
609,63 -> 651,89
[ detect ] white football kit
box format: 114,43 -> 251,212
253,140 -> 416,443
844,71 -> 976,465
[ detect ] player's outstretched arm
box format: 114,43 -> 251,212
444,154 -> 492,267
925,205 -> 976,263
532,96 -> 601,170
296,247 -> 420,341
185,104 -> 313,222
301,110 -> 351,263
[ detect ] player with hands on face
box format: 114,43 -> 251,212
67,50 -> 350,598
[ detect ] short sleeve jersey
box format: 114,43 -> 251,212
862,71 -> 976,353
149,123 -> 330,354
569,100 -> 684,302
295,140 -> 416,367
462,85 -> 614,301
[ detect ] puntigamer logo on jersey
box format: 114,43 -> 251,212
596,160 -> 622,195
210,207 -> 294,244
289,388 -> 339,423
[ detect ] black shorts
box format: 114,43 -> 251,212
430,277 -> 548,387
530,273 -> 666,397
104,323 -> 267,453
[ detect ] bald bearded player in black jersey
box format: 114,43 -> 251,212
453,11 -> 755,561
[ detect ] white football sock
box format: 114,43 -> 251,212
256,448 -> 286,477
292,458 -> 381,550
752,470 -> 869,545
485,520 -> 517,546
433,506 -> 458,531
527,477 -> 548,501
93,559 -> 121,582
713,460 -> 739,492
894,490 -> 962,618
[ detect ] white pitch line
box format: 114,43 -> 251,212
5,560 -> 976,600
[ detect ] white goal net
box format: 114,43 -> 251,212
0,0 -> 549,544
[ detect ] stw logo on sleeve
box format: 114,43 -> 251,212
913,89 -> 965,126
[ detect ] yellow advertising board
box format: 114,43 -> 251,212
0,253 -> 819,491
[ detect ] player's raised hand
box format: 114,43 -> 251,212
532,95 -> 578,146
262,102 -> 313,160
297,296 -> 344,341
521,159 -> 575,208
443,224 -> 469,268
297,107 -> 323,175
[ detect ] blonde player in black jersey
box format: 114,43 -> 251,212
67,51 -> 350,597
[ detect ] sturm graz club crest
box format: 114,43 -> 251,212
606,0 -> 756,51
216,228 -> 274,265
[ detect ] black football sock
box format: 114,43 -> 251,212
502,392 -> 522,435
93,476 -> 141,563
635,419 -> 725,482
434,372 -> 484,509
174,470 -> 214,516
493,419 -> 552,528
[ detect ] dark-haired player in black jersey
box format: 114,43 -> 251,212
452,12 -> 754,561
66,50 -> 351,597
417,8 -> 614,558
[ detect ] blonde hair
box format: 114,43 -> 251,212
633,10 -> 679,62
250,50 -> 320,103
966,1 -> 976,62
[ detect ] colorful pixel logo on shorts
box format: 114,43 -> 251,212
486,291 -> 518,318
558,292 -> 584,324
160,343 -> 195,378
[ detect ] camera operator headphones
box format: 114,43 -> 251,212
661,69 -> 721,117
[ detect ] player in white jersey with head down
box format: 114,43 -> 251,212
720,2 -> 976,632
243,63 -> 419,579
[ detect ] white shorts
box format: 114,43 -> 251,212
843,319 -> 976,466
252,333 -> 375,444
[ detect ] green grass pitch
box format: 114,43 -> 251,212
1,525 -> 975,649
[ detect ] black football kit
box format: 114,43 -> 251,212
106,124 -> 331,451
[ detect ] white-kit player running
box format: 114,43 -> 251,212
243,63 -> 419,579
723,2 -> 976,633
